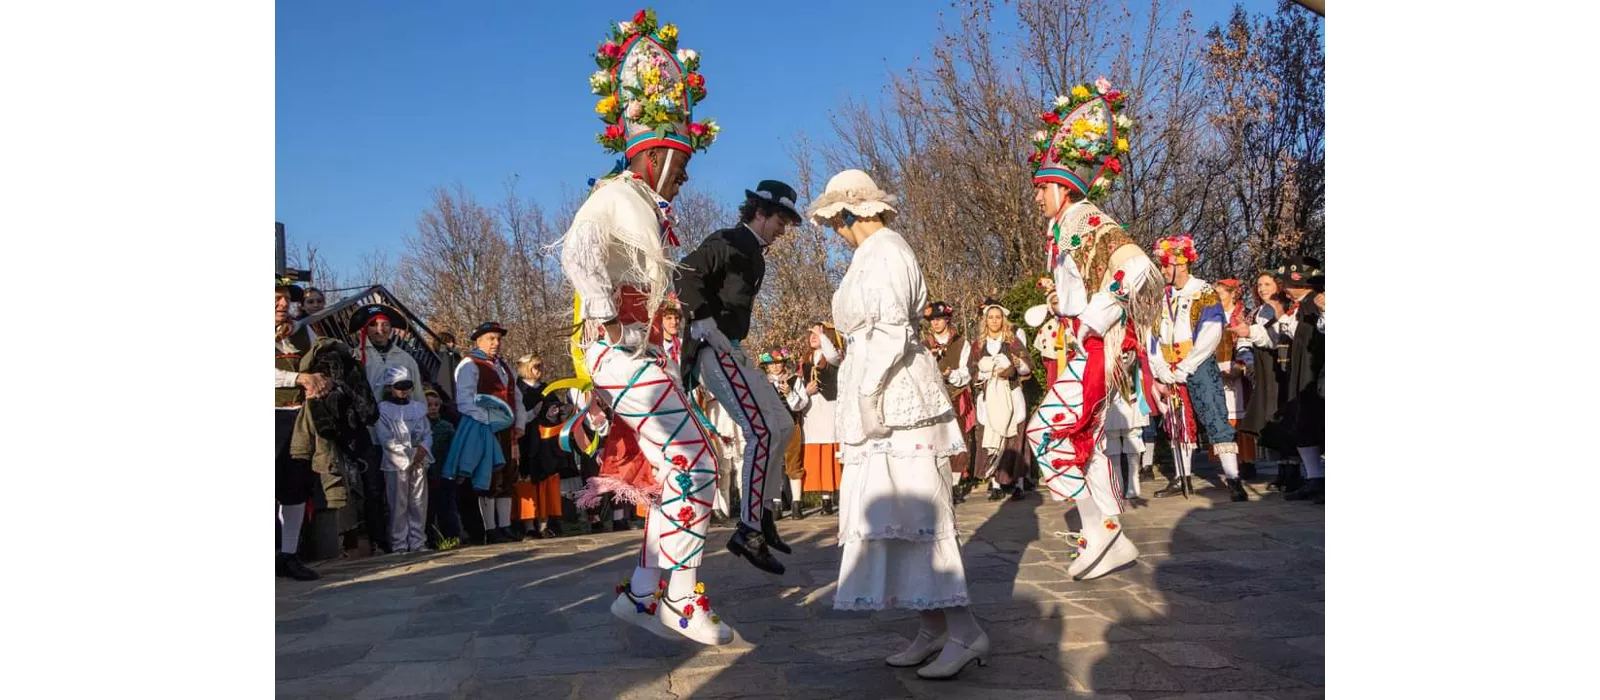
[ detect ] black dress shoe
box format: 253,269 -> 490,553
760,509 -> 792,554
987,488 -> 1005,502
545,520 -> 564,538
727,523 -> 786,575
1284,477 -> 1324,502
1008,488 -> 1027,502
1226,477 -> 1249,502
790,501 -> 806,521
277,552 -> 321,581
486,527 -> 516,544
822,497 -> 836,516
1154,476 -> 1190,499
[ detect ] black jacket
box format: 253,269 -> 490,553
302,338 -> 379,464
519,380 -> 578,481
675,224 -> 766,342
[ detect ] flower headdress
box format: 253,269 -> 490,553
758,348 -> 792,366
591,8 -> 718,157
1030,77 -> 1132,202
1153,235 -> 1198,267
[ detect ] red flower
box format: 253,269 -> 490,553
1039,112 -> 1060,125
603,124 -> 625,140
1105,158 -> 1123,174
658,579 -> 669,590
686,73 -> 705,89
1052,458 -> 1068,468
676,506 -> 695,523
600,41 -> 623,60
1104,90 -> 1122,102
1087,216 -> 1101,227
1114,270 -> 1125,281
646,602 -> 658,614
1028,151 -> 1043,165
1051,413 -> 1065,423
1105,520 -> 1119,531
615,584 -> 625,594
671,454 -> 688,467
1078,149 -> 1092,160
683,605 -> 695,619
632,9 -> 647,25
687,122 -> 708,137
697,595 -> 710,610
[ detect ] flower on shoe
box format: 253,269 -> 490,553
694,582 -> 706,594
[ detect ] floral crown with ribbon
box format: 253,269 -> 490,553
591,8 -> 718,158
1030,77 -> 1133,202
1154,234 -> 1198,267
758,348 -> 792,365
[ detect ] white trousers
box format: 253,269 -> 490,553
385,465 -> 428,552
1025,350 -> 1124,518
587,340 -> 719,570
694,345 -> 794,528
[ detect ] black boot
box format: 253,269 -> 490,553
987,487 -> 1005,502
771,499 -> 785,521
1008,487 -> 1027,502
277,552 -> 320,581
1226,477 -> 1248,502
1267,466 -> 1287,492
822,495 -> 835,515
952,490 -> 965,506
544,520 -> 563,538
1154,476 -> 1190,499
727,523 -> 786,575
1280,465 -> 1305,494
486,527 -> 515,544
760,509 -> 792,554
1284,477 -> 1324,502
790,500 -> 805,521
1239,462 -> 1258,481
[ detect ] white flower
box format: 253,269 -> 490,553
1054,95 -> 1071,108
703,119 -> 719,133
1033,130 -> 1048,141
1095,77 -> 1113,95
589,71 -> 612,94
618,21 -> 635,35
676,48 -> 698,64
1093,177 -> 1110,188
1115,114 -> 1133,129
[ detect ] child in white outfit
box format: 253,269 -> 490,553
377,366 -> 433,552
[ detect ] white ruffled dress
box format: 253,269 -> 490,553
831,228 -> 970,611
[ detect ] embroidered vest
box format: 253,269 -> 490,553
275,324 -> 313,408
472,355 -> 513,407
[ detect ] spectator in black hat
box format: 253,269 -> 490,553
444,322 -> 528,544
275,277 -> 329,580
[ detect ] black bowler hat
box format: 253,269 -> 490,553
470,321 -> 509,341
347,303 -> 409,334
276,276 -> 305,303
745,180 -> 802,222
923,301 -> 955,320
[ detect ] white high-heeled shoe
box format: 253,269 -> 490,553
916,632 -> 990,680
885,629 -> 948,667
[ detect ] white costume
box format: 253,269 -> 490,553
830,226 -> 969,611
376,368 -> 433,553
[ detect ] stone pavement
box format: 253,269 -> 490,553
277,475 -> 1324,699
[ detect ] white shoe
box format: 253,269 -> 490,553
610,589 -> 676,641
1074,526 -> 1139,581
656,589 -> 734,645
916,632 -> 989,680
886,629 -> 947,667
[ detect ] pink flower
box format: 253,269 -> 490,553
625,102 -> 642,120
687,122 -> 708,136
1095,77 -> 1112,94
600,42 -> 623,60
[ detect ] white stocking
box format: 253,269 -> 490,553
789,478 -> 803,504
629,566 -> 663,598
1174,444 -> 1195,478
1218,450 -> 1240,479
478,497 -> 495,532
280,502 -> 306,554
1299,446 -> 1324,478
495,497 -> 513,528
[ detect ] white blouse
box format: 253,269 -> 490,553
830,228 -> 955,444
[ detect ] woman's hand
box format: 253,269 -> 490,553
859,393 -> 890,440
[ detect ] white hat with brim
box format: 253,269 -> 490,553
804,169 -> 898,225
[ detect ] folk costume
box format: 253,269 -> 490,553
800,323 -> 846,514
1103,346 -> 1156,500
969,300 -> 1034,501
350,303 -> 421,553
921,303 -> 976,502
1245,257 -> 1325,503
760,348 -> 811,520
559,9 -> 734,646
1215,279 -> 1258,466
1024,79 -> 1163,581
520,376 -> 570,537
1147,235 -> 1249,502
675,179 -> 803,575
443,322 -> 529,544
275,278 -> 322,580
810,170 -> 988,680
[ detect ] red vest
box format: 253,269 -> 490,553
471,355 -> 513,406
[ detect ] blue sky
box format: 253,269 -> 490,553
276,0 -> 1279,277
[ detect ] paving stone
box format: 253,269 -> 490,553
668,663 -> 786,698
277,613 -> 331,635
578,668 -> 672,699
794,632 -> 910,662
1056,645 -> 1185,693
469,634 -> 531,660
1140,641 -> 1235,669
353,659 -> 474,699
364,632 -> 472,663
784,662 -> 912,700
277,613 -> 412,653
462,676 -> 577,700
276,643 -> 374,680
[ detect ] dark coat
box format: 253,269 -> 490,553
302,338 -> 378,464
675,224 -> 766,343
519,381 -> 578,480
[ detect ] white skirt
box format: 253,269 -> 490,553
833,421 -> 971,611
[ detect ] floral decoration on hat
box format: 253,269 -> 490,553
1153,234 -> 1198,267
1030,77 -> 1133,202
591,8 -> 717,157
